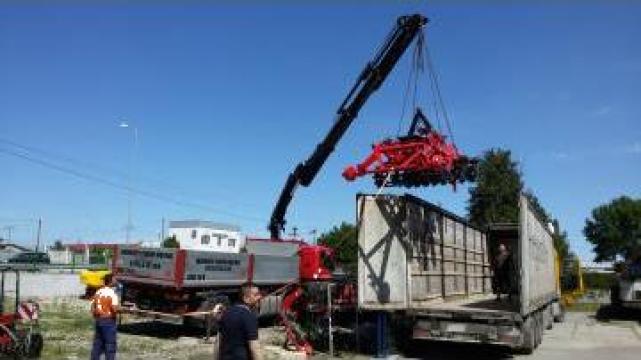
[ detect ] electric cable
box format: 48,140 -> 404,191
0,137 -> 262,211
0,146 -> 267,224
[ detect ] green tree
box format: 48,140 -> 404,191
162,235 -> 180,248
467,149 -> 570,261
467,149 -> 523,226
318,222 -> 358,274
584,196 -> 641,262
524,190 -> 570,261
52,240 -> 65,250
89,248 -> 113,265
551,219 -> 570,262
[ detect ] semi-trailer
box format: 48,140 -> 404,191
357,193 -> 563,354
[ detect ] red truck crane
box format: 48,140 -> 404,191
111,13 -> 474,356
268,14 -> 429,240
267,13 -> 474,354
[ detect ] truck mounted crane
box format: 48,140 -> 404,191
269,14 -> 428,239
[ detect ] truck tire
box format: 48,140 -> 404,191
553,304 -> 566,323
190,295 -> 229,337
546,306 -> 553,330
535,312 -> 543,347
518,317 -> 536,354
391,316 -> 414,355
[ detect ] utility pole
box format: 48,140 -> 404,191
4,226 -> 13,242
290,226 -> 299,239
36,218 -> 42,252
161,217 -> 165,241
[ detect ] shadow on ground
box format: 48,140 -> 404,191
595,305 -> 641,323
400,340 -> 515,360
117,316 -> 279,339
118,321 -> 204,339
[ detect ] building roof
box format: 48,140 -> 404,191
168,220 -> 240,232
0,243 -> 31,252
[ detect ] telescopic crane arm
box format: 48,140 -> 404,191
269,14 -> 428,239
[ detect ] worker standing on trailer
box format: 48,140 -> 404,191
90,273 -> 119,360
494,244 -> 514,301
214,283 -> 262,360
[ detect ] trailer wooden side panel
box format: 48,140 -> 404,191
357,195 -> 409,310
519,196 -> 559,315
357,194 -> 492,311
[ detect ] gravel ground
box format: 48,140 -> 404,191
30,298 -> 641,360
36,297 -> 304,360
388,310 -> 641,360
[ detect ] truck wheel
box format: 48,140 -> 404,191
518,317 -> 535,354
194,295 -> 229,337
535,312 -> 543,347
553,304 -> 566,323
391,316 -> 414,355
546,306 -> 553,330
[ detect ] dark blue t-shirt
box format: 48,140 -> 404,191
219,304 -> 258,360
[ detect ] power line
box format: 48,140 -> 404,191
0,137 -> 264,211
0,147 -> 267,224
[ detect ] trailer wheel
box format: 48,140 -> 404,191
193,295 -> 229,337
391,316 -> 414,355
518,317 -> 536,354
545,306 -> 553,330
553,303 -> 566,323
534,312 -> 543,347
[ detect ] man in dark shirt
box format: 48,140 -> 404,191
215,283 -> 262,360
493,244 -> 514,301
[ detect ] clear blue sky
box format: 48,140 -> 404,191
1,2 -> 639,263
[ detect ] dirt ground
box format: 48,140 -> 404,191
28,299 -> 641,360
36,297 -> 306,360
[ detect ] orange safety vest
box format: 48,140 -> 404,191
92,287 -> 118,319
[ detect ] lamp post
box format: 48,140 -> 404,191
119,120 -> 138,244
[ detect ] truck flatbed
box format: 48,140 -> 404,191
410,295 -> 521,322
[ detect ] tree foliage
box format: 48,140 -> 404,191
89,248 -> 113,265
468,149 -> 523,226
52,240 -> 65,251
467,148 -> 570,261
318,222 -> 358,274
584,196 -> 641,262
524,191 -> 570,261
583,272 -> 615,290
162,235 -> 180,249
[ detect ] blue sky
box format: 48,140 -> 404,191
1,3 -> 639,263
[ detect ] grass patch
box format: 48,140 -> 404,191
566,302 -> 602,313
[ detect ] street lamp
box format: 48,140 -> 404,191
119,120 -> 138,244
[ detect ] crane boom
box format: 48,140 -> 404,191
269,14 -> 428,239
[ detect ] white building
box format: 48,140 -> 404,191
168,220 -> 244,253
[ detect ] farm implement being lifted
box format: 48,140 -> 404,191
342,108 -> 478,188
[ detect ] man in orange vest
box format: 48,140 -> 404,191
90,273 -> 119,360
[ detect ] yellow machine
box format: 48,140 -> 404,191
79,269 -> 111,298
559,255 -> 585,307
